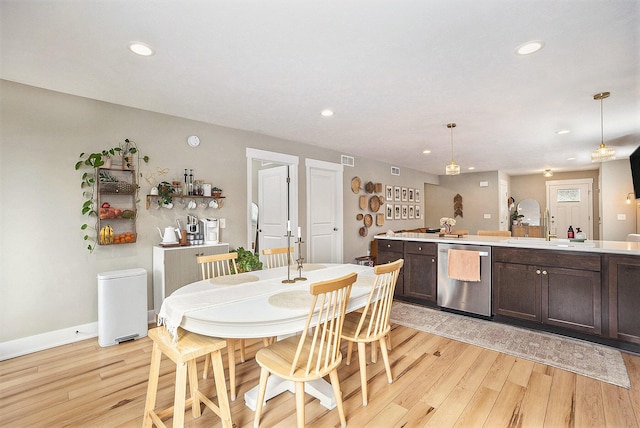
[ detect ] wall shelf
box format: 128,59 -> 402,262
146,194 -> 225,210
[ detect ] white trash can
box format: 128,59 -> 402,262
97,268 -> 148,347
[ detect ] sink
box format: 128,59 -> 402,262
506,238 -> 596,248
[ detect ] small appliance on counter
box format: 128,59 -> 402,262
186,214 -> 204,245
201,218 -> 220,244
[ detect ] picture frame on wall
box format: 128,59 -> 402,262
401,204 -> 408,219
394,186 -> 401,201
401,187 -> 408,201
415,189 -> 421,202
386,203 -> 393,220
409,205 -> 415,219
408,188 -> 414,202
394,204 -> 401,219
415,205 -> 421,219
386,185 -> 393,201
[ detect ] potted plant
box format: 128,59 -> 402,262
119,138 -> 149,170
233,247 -> 263,273
212,186 -> 223,198
157,181 -> 175,207
512,211 -> 524,225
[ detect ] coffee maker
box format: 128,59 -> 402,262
186,214 -> 201,245
201,218 -> 220,244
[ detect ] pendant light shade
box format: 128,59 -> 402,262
543,169 -> 553,177
591,92 -> 615,162
445,123 -> 460,175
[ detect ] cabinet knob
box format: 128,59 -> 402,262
418,246 -> 422,251
431,258 -> 435,263
542,270 -> 548,275
387,244 -> 391,248
536,269 -> 541,274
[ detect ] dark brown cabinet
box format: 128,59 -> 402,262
493,247 -> 602,335
376,239 -> 404,295
607,255 -> 640,345
403,241 -> 437,304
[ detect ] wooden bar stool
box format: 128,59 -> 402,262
143,327 -> 232,428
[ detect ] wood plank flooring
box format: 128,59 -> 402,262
1,324 -> 639,427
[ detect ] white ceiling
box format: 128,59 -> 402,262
1,0 -> 638,176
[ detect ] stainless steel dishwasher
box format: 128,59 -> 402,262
437,243 -> 492,317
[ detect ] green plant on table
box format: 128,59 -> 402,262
233,247 -> 263,273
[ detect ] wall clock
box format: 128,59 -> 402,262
187,135 -> 200,148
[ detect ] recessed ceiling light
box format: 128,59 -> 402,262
468,166 -> 475,170
320,109 -> 334,117
128,42 -> 155,56
422,149 -> 431,154
556,129 -> 571,135
516,40 -> 544,55
567,157 -> 576,161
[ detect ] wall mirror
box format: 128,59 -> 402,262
517,198 -> 541,226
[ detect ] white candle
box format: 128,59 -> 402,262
298,226 -> 301,238
287,220 -> 291,231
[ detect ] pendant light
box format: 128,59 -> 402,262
445,123 -> 460,175
591,92 -> 615,162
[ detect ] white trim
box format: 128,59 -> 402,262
0,322 -> 98,361
305,158 -> 344,172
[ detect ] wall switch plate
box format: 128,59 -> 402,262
479,181 -> 489,187
617,214 -> 626,220
219,218 -> 226,228
484,213 -> 491,219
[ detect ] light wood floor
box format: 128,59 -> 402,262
2,324 -> 639,427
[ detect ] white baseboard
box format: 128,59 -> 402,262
0,322 -> 98,361
1,310 -> 158,361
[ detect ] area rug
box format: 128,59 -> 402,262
390,302 -> 630,389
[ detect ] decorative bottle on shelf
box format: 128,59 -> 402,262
182,169 -> 188,196
567,225 -> 574,238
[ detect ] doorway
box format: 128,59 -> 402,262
305,159 -> 343,263
246,148 -> 299,258
546,179 -> 593,239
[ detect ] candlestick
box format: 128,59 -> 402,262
294,236 -> 307,281
287,220 -> 291,231
297,226 -> 301,238
282,230 -> 295,284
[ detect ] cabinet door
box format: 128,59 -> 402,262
403,253 -> 436,303
608,256 -> 640,344
493,262 -> 541,322
164,246 -> 228,297
376,240 -> 404,295
542,267 -> 602,335
403,242 -> 437,303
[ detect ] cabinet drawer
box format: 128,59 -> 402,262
377,239 -> 403,253
493,247 -> 601,271
404,241 -> 436,256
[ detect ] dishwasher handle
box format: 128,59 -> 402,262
439,249 -> 489,257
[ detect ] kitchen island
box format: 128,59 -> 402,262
375,233 -> 640,352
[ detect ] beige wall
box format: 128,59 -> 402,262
424,171 -> 501,233
601,159 -> 637,240
0,80 -> 437,342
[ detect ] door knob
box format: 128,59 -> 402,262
334,227 -> 338,231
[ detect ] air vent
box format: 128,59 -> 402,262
391,166 -> 400,176
341,155 -> 355,167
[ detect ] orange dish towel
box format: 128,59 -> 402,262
447,249 -> 481,282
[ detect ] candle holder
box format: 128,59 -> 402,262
282,231 -> 296,284
294,237 -> 307,281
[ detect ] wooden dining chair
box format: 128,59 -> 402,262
477,230 -> 512,237
451,229 -> 469,235
341,259 -> 403,406
197,252 -> 245,400
143,326 -> 232,428
261,246 -> 294,269
253,272 -> 358,428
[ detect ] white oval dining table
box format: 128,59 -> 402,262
158,263 -> 376,411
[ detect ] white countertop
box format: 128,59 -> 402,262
375,233 -> 640,255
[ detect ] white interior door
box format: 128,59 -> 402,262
306,159 -> 343,263
546,179 -> 593,239
258,165 -> 289,258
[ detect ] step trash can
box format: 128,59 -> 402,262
97,268 -> 148,347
